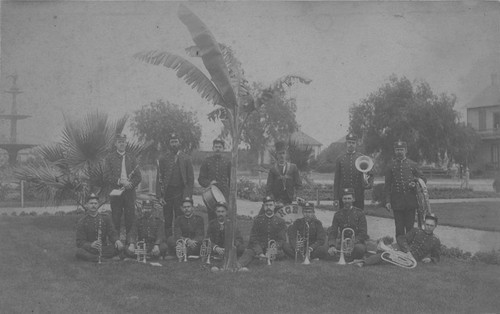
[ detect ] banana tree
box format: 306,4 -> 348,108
134,4 -> 311,270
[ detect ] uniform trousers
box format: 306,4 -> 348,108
75,245 -> 119,262
162,186 -> 184,238
282,243 -> 329,260
238,245 -> 286,267
110,190 -> 136,239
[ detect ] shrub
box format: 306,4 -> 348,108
237,177 -> 265,202
19,211 -> 28,216
440,245 -> 473,261
474,250 -> 500,265
314,163 -> 336,173
11,212 -> 17,216
29,211 -> 37,216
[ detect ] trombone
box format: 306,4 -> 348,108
200,238 -> 212,265
176,238 -> 188,262
355,155 -> 374,189
337,228 -> 355,265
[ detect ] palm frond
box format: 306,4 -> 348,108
36,143 -> 65,162
134,50 -> 226,107
269,74 -> 312,91
177,4 -> 238,108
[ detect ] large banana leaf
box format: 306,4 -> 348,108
178,4 -> 238,109
134,51 -> 225,107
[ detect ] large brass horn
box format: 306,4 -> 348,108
378,241 -> 417,269
355,155 -> 374,188
338,228 -> 355,265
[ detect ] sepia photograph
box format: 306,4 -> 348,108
1,1 -> 499,313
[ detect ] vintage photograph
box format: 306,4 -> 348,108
1,1 -> 499,313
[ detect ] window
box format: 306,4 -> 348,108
492,144 -> 500,167
494,112 -> 500,129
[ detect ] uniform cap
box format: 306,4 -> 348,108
87,193 -> 99,202
425,213 -> 438,224
394,140 -> 407,149
115,134 -> 126,140
182,197 -> 193,205
169,133 -> 179,141
274,141 -> 287,152
342,188 -> 355,196
213,138 -> 225,147
262,196 -> 275,203
346,133 -> 357,141
215,202 -> 228,210
142,199 -> 153,208
303,202 -> 315,212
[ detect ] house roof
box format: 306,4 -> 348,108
465,77 -> 500,109
290,130 -> 322,147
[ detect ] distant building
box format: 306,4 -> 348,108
262,130 -> 322,164
466,73 -> 500,171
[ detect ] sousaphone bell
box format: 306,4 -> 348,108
355,155 -> 374,189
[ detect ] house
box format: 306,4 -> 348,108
466,73 -> 500,171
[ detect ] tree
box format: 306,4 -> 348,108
132,100 -> 202,163
349,75 -> 480,170
14,111 -> 146,206
312,141 -> 345,173
134,4 -> 310,270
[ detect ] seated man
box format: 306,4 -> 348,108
126,199 -> 167,260
327,188 -> 369,261
283,201 -> 328,261
76,194 -> 124,262
357,214 -> 441,267
167,197 -> 205,258
206,202 -> 245,260
237,196 -> 287,271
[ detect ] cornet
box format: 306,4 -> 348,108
200,238 -> 212,265
266,239 -> 277,266
337,228 -> 355,265
135,239 -> 148,264
176,238 -> 188,262
355,155 -> 374,189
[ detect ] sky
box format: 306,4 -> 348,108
1,0 -> 499,150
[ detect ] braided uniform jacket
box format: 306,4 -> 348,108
206,219 -> 244,249
198,154 -> 231,198
287,217 -> 326,251
132,215 -> 165,246
397,228 -> 441,262
333,151 -> 365,201
173,215 -> 205,242
76,213 -> 117,251
103,151 -> 142,189
384,158 -> 426,209
248,215 -> 287,251
328,207 -> 368,246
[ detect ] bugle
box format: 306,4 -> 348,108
338,228 -> 355,265
355,155 -> 374,189
378,241 -> 417,269
176,238 -> 188,262
200,238 -> 212,265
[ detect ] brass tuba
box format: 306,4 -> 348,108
338,228 -> 355,265
378,241 -> 417,269
355,155 -> 374,189
200,238 -> 212,265
176,238 -> 188,262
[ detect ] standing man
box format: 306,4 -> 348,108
126,200 -> 167,260
284,201 -> 328,261
333,133 -> 373,210
104,134 -> 142,242
206,203 -> 245,266
156,133 -> 194,238
385,141 -> 426,237
167,197 -> 205,257
198,138 -> 231,222
237,196 -> 287,270
327,188 -> 369,261
266,141 -> 302,205
76,194 -> 124,262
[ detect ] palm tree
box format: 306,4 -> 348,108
134,4 -> 311,270
14,111 -> 145,208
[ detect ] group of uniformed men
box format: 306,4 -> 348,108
76,132 -> 441,269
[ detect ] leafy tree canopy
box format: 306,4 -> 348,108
349,75 -> 480,168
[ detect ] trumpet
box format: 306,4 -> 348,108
97,215 -> 102,264
135,239 -> 148,264
266,239 -> 277,266
200,238 -> 212,265
295,231 -> 304,264
355,155 -> 374,189
176,238 -> 188,262
378,241 -> 417,269
299,222 -> 311,265
338,228 -> 355,265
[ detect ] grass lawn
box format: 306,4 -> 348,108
1,214 -> 499,314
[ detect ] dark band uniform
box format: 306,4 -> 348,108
397,228 -> 441,262
104,137 -> 142,240
167,213 -> 205,256
198,153 -> 231,221
283,206 -> 328,260
327,204 -> 369,260
128,210 -> 167,258
238,212 -> 287,267
156,134 -> 194,237
76,213 -> 119,262
206,218 -> 245,257
385,141 -> 426,237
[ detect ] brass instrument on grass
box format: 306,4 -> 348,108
355,155 -> 374,189
135,239 -> 148,264
97,215 -> 102,264
302,222 -> 311,265
176,238 -> 188,262
200,238 -> 212,265
267,239 -> 277,266
379,241 -> 417,269
295,231 -> 304,264
338,228 -> 355,265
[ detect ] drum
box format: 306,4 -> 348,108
202,185 -> 227,211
